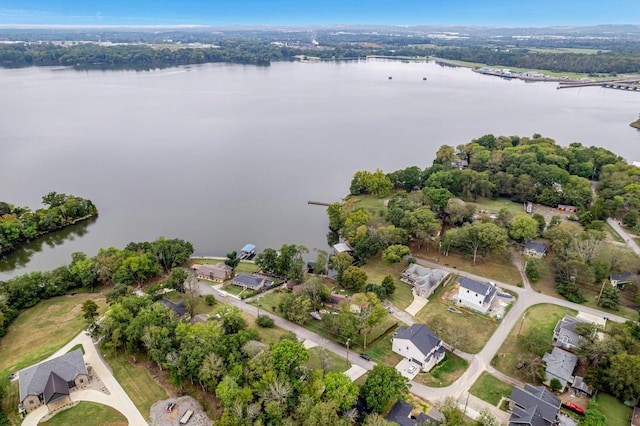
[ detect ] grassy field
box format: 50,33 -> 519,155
413,280 -> 499,354
342,194 -> 388,216
469,372 -> 514,407
0,293 -> 107,425
469,197 -> 527,218
305,346 -> 351,374
413,352 -> 468,387
40,401 -> 127,425
190,258 -> 260,275
103,352 -> 168,421
492,304 -> 576,381
361,255 -> 413,309
597,393 -> 633,426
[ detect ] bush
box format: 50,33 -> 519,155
525,261 -> 539,283
205,294 -> 216,306
550,378 -> 562,392
256,315 -> 275,328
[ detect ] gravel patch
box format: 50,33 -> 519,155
150,396 -> 211,426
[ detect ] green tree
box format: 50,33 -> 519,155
381,244 -> 410,269
255,247 -> 279,274
279,293 -> 312,324
361,365 -> 409,413
271,339 -> 309,377
448,221 -> 508,265
598,285 -> 620,309
532,213 -> 546,234
70,252 -> 98,290
327,202 -> 344,231
300,278 -> 330,311
549,378 -> 563,392
224,251 -> 240,273
475,408 -> 500,426
438,396 -> 465,425
525,260 -> 539,282
81,300 -> 99,322
313,249 -> 329,275
605,353 -> 640,401
217,306 -> 246,335
341,266 -> 368,291
579,399 -> 606,426
509,215 -> 539,243
381,275 -> 396,296
323,372 -> 359,410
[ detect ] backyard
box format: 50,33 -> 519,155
39,401 -> 127,426
492,304 -> 576,381
469,372 -> 513,408
190,258 -> 260,275
413,352 -> 468,388
597,393 -> 633,426
360,255 -> 413,310
305,346 -> 351,374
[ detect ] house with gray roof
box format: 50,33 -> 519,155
19,349 -> 89,413
524,240 -> 547,258
542,347 -> 577,391
610,272 -> 635,287
552,315 -> 588,352
509,384 -> 561,426
160,299 -> 188,317
231,273 -> 273,291
392,324 -> 445,372
456,277 -> 497,314
571,376 -> 593,397
401,265 -> 448,298
385,400 -> 444,425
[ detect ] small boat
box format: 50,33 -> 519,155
423,77 -> 427,81
388,76 -> 392,80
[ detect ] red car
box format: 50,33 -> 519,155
562,402 -> 585,415
166,402 -> 176,413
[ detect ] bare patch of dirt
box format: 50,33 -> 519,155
150,396 -> 211,426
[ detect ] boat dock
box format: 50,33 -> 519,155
557,79 -> 640,91
308,200 -> 332,206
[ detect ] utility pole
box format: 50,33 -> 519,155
346,338 -> 350,363
517,313 -> 527,337
597,280 -> 607,304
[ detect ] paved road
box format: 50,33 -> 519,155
608,218 -> 640,257
22,332 -> 148,426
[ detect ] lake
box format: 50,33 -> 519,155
1,59 -> 639,279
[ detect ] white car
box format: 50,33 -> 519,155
407,365 -> 417,374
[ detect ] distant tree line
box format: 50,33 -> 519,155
0,192 -> 97,255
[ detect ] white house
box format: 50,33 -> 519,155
392,324 -> 445,372
456,277 -> 497,314
610,272 -> 634,287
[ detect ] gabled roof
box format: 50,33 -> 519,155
233,273 -> 272,289
509,384 -> 560,426
571,376 -> 593,396
197,263 -> 231,279
402,265 -> 446,288
241,244 -> 256,253
554,315 -> 588,348
524,240 -> 547,254
394,324 -> 442,357
332,242 -> 353,253
610,272 -> 634,282
43,372 -> 69,404
160,299 -> 188,316
458,277 -> 493,295
542,347 -> 577,388
385,400 -> 438,426
19,349 -> 87,402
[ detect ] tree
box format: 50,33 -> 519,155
364,283 -> 387,301
341,266 -> 368,291
381,275 -> 396,296
300,277 -> 330,311
509,215 -> 539,243
382,244 -> 410,269
271,339 -> 309,378
605,353 -> 640,401
438,396 -> 465,425
352,292 -> 388,348
525,260 -> 539,282
475,408 -> 500,426
323,372 -> 359,410
256,315 -> 274,328
279,293 -> 312,324
361,365 -> 409,413
70,252 -> 97,290
164,268 -> 188,292
447,221 -> 508,265
329,253 -> 354,283
532,213 -> 546,234
407,207 -> 441,248
549,378 -> 563,392
327,202 -> 344,231
313,249 -> 329,275
217,306 -> 246,335
598,285 -> 620,309
81,299 -> 99,334
255,248 -> 278,275
224,251 -> 240,273
579,399 -> 606,426
518,328 -> 550,357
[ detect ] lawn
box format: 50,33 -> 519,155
469,372 -> 514,407
102,352 -> 168,421
40,401 -> 127,425
190,258 -> 260,275
342,194 -> 389,216
469,197 -> 527,218
0,293 -> 107,425
413,352 -> 468,388
492,304 -> 576,381
361,254 -> 413,310
305,346 -> 351,374
412,281 -> 499,354
597,393 -> 633,426
602,222 -> 625,243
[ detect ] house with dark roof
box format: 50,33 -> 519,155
456,277 -> 497,314
552,315 -> 588,352
385,400 -> 445,426
196,263 -> 232,282
542,347 -> 577,391
19,349 -> 89,413
610,272 -> 635,287
509,384 -> 561,426
160,299 -> 188,317
392,324 -> 445,372
632,406 -> 640,426
571,376 -> 593,397
231,273 -> 273,291
401,265 -> 448,298
524,241 -> 547,258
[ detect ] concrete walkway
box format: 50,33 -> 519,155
22,332 -> 148,426
343,365 -> 367,382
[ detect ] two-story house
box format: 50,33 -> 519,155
552,315 -> 588,352
456,277 -> 497,314
392,324 -> 445,372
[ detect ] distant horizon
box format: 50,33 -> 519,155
0,0 -> 637,27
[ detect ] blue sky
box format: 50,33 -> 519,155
0,0 -> 637,26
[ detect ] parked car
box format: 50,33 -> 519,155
562,402 -> 584,415
407,365 -> 417,374
310,311 -> 322,320
359,353 -> 372,361
166,402 -> 176,413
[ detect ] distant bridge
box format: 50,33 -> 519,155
557,79 -> 640,92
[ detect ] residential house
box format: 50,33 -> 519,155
552,315 -> 588,352
191,314 -> 210,325
571,376 -> 593,397
523,240 -> 547,258
632,406 -> 640,426
332,242 -> 354,254
611,272 -> 635,287
159,299 -> 188,317
231,273 -> 273,291
456,277 -> 497,314
508,384 -> 561,426
392,324 -> 445,372
196,263 -> 232,282
451,159 -> 469,170
542,347 -> 577,391
400,265 -> 448,298
385,400 -> 445,426
557,204 -> 578,213
19,349 -> 89,414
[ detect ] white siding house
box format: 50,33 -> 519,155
456,277 -> 497,314
392,324 -> 445,372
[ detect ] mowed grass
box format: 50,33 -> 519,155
191,258 -> 260,275
469,197 -> 528,218
469,372 -> 514,406
40,401 -> 127,426
493,304 -> 576,380
102,352 -> 168,421
361,255 -> 413,310
597,393 -> 633,426
0,293 -> 107,425
305,346 -> 351,374
413,281 -> 498,354
413,352 -> 468,387
342,194 -> 388,216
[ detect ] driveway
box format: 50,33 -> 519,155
607,218 -> 640,256
22,332 -> 147,426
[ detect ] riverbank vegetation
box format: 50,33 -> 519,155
0,192 -> 97,255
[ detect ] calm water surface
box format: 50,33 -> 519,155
1,60 -> 639,278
